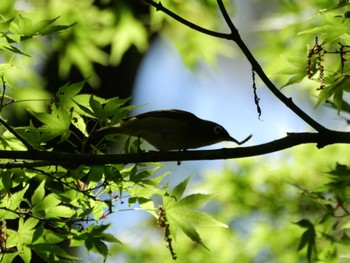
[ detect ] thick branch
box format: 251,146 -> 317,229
0,132 -> 349,167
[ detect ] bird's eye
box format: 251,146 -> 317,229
213,125 -> 223,135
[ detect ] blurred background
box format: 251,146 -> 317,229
1,0 -> 349,262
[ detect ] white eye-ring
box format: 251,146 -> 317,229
213,125 -> 223,135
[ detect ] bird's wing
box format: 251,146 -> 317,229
124,109 -> 200,121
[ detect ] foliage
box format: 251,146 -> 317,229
105,145 -> 350,262
148,0 -> 235,67
0,80 -> 228,262
0,1 -> 232,260
259,0 -> 350,114
1,0 -> 350,263
0,0 -> 228,89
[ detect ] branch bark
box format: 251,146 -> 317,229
1,132 -> 349,167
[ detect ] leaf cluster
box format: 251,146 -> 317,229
2,0 -> 350,262
260,1 -> 350,116
0,15 -> 73,57
0,80 -> 226,262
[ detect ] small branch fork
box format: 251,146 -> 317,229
144,0 -> 329,133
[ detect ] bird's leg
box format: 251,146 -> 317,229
137,135 -> 144,153
177,149 -> 186,165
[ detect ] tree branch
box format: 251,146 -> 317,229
144,0 -> 231,39
0,132 -> 349,167
215,0 -> 327,132
145,0 -> 328,132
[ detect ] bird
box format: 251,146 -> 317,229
92,109 -> 252,151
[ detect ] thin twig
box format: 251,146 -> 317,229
0,118 -> 33,150
0,78 -> 33,150
0,76 -> 6,111
144,0 -> 231,39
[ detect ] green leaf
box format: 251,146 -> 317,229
30,243 -> 80,262
0,63 -> 14,74
29,104 -> 72,142
17,15 -> 33,36
21,217 -> 40,232
139,199 -> 157,217
109,105 -> 137,125
331,74 -> 350,111
3,43 -> 29,56
57,81 -> 85,108
89,95 -> 104,118
19,246 -> 32,263
103,165 -> 123,185
0,17 -> 15,32
32,226 -> 66,245
13,15 -> 73,38
171,176 -> 191,201
299,22 -> 349,44
94,239 -> 109,258
32,17 -> 59,34
99,233 -> 122,244
167,193 -> 211,209
0,253 -> 18,263
110,9 -> 148,65
31,180 -> 46,206
169,210 -> 227,228
35,193 -> 61,210
295,219 -> 316,263
6,218 -> 39,253
102,97 -> 131,117
282,74 -> 307,88
315,74 -> 345,108
163,191 -> 226,249
276,56 -> 308,88
295,219 -> 313,229
130,170 -> 152,182
47,205 -> 76,219
173,219 -> 208,250
333,88 -> 343,113
71,112 -> 88,136
41,24 -> 75,35
0,184 -> 29,219
73,98 -> 95,117
14,122 -> 48,146
0,170 -> 13,193
91,201 -> 108,221
78,224 -> 116,260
